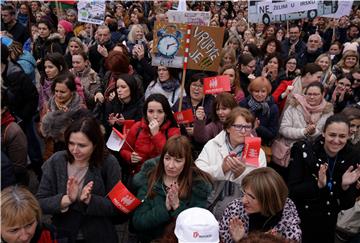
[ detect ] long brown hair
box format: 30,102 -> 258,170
146,135 -> 212,199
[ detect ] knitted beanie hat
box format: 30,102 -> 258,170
58,20 -> 73,33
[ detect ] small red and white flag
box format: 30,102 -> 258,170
107,181 -> 141,214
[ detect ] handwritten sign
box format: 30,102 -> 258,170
174,109 -> 194,124
203,75 -> 231,94
107,181 -> 141,214
152,21 -> 224,71
241,137 -> 261,168
188,25 -> 224,72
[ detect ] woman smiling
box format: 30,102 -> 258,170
288,114 -> 360,243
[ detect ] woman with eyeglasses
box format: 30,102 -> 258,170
326,74 -> 355,113
219,167 -> 301,243
172,73 -> 214,145
195,107 -> 266,184
287,114 -> 360,243
239,77 -> 279,162
277,82 -> 333,169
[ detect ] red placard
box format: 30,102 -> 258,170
203,75 -> 231,94
241,137 -> 261,168
174,109 -> 194,124
107,181 -> 141,214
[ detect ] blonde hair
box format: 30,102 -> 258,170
1,186 -> 42,227
248,77 -> 272,94
336,50 -> 359,70
127,24 -> 147,43
66,37 -> 86,54
242,167 -> 288,216
220,46 -> 237,66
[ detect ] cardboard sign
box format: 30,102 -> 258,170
152,22 -> 187,68
241,137 -> 261,168
107,181 -> 141,214
167,10 -> 211,26
187,25 -> 224,72
203,75 -> 231,94
174,109 -> 194,124
106,127 -> 125,152
152,21 -> 224,72
77,1 -> 105,25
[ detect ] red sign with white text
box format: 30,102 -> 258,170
174,109 -> 194,124
241,137 -> 261,168
107,181 -> 141,214
203,75 -> 231,94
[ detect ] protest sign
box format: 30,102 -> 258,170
203,75 -> 231,94
152,22 -> 224,72
241,137 -> 261,168
248,0 -> 340,24
167,10 -> 211,26
77,1 -> 105,25
152,22 -> 187,68
174,109 -> 194,124
323,1 -> 353,19
108,181 -> 141,214
187,25 -> 224,72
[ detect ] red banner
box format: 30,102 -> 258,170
241,137 -> 261,168
203,75 -> 231,94
174,109 -> 194,124
107,181 -> 141,214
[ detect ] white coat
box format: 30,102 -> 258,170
195,130 -> 267,184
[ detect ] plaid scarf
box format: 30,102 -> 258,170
248,96 -> 270,118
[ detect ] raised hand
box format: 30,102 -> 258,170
229,217 -> 245,243
80,181 -> 94,204
195,106 -> 206,121
148,119 -> 160,136
318,163 -> 328,189
342,164 -> 360,191
67,176 -> 80,203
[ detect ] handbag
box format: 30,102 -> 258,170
207,180 -> 243,220
271,137 -> 291,167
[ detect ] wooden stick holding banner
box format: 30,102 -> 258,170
178,24 -> 192,112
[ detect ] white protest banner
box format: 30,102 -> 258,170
323,1 -> 353,19
270,0 -> 318,15
77,1 -> 105,25
167,10 -> 211,26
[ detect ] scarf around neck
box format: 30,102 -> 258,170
248,96 -> 271,117
225,133 -> 244,157
293,93 -> 328,124
159,78 -> 180,93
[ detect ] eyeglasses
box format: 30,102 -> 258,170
191,83 -> 203,89
241,189 -> 256,200
305,93 -> 321,97
231,124 -> 252,132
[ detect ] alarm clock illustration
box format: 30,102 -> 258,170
157,25 -> 182,58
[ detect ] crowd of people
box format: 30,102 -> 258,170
1,1 -> 360,243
